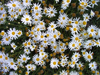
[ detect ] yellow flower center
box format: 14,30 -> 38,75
26,18 -> 29,21
28,42 -> 31,45
44,40 -> 47,43
23,57 -> 26,61
12,4 -> 16,7
6,38 -> 9,41
83,21 -> 87,25
79,64 -> 81,67
5,57 -> 8,60
53,62 -> 56,65
1,32 -> 5,36
91,29 -> 94,32
35,6 -> 38,10
37,28 -> 40,31
19,9 -> 21,12
53,35 -> 57,38
0,7 -> 3,10
12,31 -> 15,35
81,2 -> 85,5
36,13 -> 39,16
36,58 -> 40,61
75,37 -> 79,41
75,21 -> 78,24
18,31 -> 21,35
92,1 -> 95,4
10,62 -> 14,65
73,28 -> 77,31
88,55 -> 91,59
72,44 -> 75,47
63,17 -> 65,20
25,0 -> 28,3
0,55 -> 2,58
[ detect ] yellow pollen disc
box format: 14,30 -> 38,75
75,21 -> 78,24
12,4 -> 16,7
50,11 -> 53,14
0,7 -> 3,10
10,62 -> 14,65
18,31 -> 21,35
5,67 -> 7,69
24,43 -> 27,46
5,57 -> 8,60
28,42 -> 31,45
36,58 -> 39,61
81,2 -> 84,5
88,55 -> 91,59
1,32 -> 5,36
61,49 -> 64,51
26,0 -> 28,3
0,18 -> 3,21
53,62 -> 56,65
63,17 -> 65,20
35,6 -> 38,10
40,22 -> 43,25
41,35 -> 44,38
26,18 -> 29,21
67,0 -> 70,3
44,40 -> 47,43
75,55 -> 77,57
83,21 -> 87,25
6,38 -> 9,41
75,37 -> 79,41
0,55 -> 2,58
91,29 -> 94,32
92,64 -> 94,67
79,64 -> 81,67
73,61 -> 75,64
83,52 -> 85,55
54,46 -> 57,49
19,9 -> 21,12
60,9 -> 64,13
73,28 -> 77,31
51,25 -> 54,28
23,57 -> 26,61
36,13 -> 39,16
53,35 -> 57,38
92,1 -> 95,4
72,44 -> 75,47
12,32 -> 15,35
37,28 -> 40,31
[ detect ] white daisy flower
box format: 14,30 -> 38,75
24,48 -> 30,54
11,42 -> 17,50
76,62 -> 84,70
7,28 -> 18,40
23,0 -> 32,8
32,54 -> 42,65
59,70 -> 68,75
69,71 -> 79,75
32,3 -> 42,12
2,63 -> 9,72
50,58 -> 59,69
84,51 -> 93,62
89,61 -> 97,71
2,34 -> 11,45
9,71 -> 18,75
47,7 -> 57,18
21,15 -> 32,25
90,10 -> 95,17
19,54 -> 30,63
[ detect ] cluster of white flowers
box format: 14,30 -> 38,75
0,0 -> 100,75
